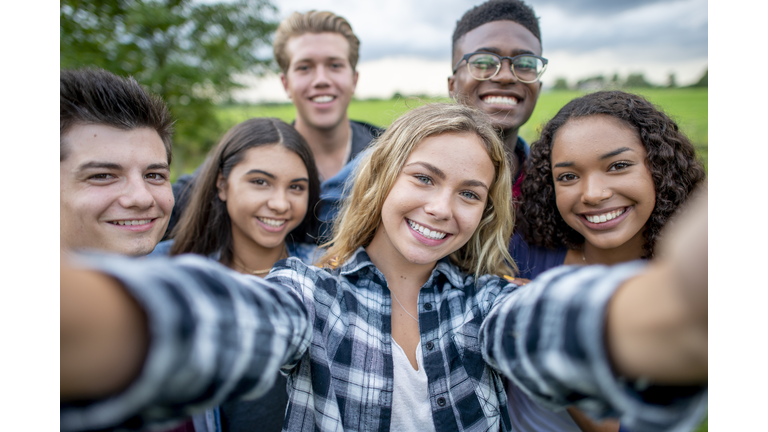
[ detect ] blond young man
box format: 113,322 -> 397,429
168,11 -> 381,243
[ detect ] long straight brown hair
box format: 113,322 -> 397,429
169,118 -> 320,265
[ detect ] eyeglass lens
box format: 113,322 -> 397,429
467,53 -> 545,82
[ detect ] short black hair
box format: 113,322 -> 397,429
60,68 -> 174,163
452,0 -> 541,55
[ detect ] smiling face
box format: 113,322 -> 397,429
217,145 -> 309,253
280,32 -> 358,132
448,20 -> 542,134
60,124 -> 174,256
367,132 -> 495,268
551,115 -> 656,253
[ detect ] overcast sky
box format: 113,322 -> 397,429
235,0 -> 708,101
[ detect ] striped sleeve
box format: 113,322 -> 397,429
60,253 -> 312,432
481,262 -> 707,432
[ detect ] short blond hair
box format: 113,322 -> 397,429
273,10 -> 360,74
319,103 -> 517,279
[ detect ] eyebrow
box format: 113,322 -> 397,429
147,163 -> 170,171
599,147 -> 634,160
553,147 -> 637,168
406,162 -> 489,190
245,169 -> 275,179
291,177 -> 309,183
473,47 -> 536,56
76,161 -> 122,172
406,162 -> 446,180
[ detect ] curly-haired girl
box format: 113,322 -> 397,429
507,90 -> 706,432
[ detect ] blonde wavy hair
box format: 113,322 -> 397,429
319,102 -> 517,278
273,10 -> 360,73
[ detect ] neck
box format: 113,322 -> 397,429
500,128 -> 522,179
228,235 -> 288,276
295,115 -> 352,180
581,233 -> 646,266
366,232 -> 435,295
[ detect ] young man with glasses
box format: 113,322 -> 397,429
448,0 -> 547,201
168,11 -> 381,243
449,2 -> 622,431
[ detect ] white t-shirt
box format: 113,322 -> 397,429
391,338 -> 436,432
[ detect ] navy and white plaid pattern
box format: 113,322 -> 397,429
61,252 -> 707,432
266,247 -> 518,432
481,262 -> 708,432
60,253 -> 312,432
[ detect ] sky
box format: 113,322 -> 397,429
234,0 -> 708,102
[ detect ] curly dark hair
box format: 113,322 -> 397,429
452,0 -> 541,55
518,90 -> 706,258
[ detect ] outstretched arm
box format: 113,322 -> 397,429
60,253 -> 311,432
482,186 -> 707,432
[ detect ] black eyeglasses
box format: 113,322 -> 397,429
452,52 -> 548,83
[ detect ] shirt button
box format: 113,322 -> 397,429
437,397 -> 446,407
425,341 -> 434,350
424,302 -> 432,311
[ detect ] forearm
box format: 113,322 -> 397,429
60,264 -> 148,399
60,253 -> 311,432
481,262 -> 707,432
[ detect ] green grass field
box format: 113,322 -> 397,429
218,87 -> 708,170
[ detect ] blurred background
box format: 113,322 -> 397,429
60,0 -> 708,180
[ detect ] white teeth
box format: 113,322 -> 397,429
407,219 -> 447,240
258,217 -> 286,227
482,96 -> 518,106
585,208 -> 626,224
312,95 -> 334,103
112,219 -> 151,226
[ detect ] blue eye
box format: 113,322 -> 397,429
415,175 -> 432,185
460,190 -> 480,200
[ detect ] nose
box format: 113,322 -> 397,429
312,65 -> 331,87
118,176 -> 155,210
581,175 -> 612,205
490,58 -> 518,84
267,189 -> 290,214
424,188 -> 453,221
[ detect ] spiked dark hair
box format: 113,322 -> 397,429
60,68 -> 174,163
452,0 -> 541,55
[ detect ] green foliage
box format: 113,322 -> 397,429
553,77 -> 569,91
60,0 -> 279,174
624,73 -> 654,88
691,69 -> 708,87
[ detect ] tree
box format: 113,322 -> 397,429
624,73 -> 654,88
667,73 -> 677,88
60,0 -> 278,175
552,77 -> 569,91
691,69 -> 708,87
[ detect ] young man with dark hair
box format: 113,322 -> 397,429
448,0 -> 546,200
60,68 -> 175,256
168,10 -> 382,242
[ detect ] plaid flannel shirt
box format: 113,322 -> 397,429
60,253 -> 312,432
481,262 -> 708,432
265,247 -> 518,432
61,250 -> 707,432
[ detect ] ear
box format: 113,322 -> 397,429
448,75 -> 456,99
351,70 -> 359,93
216,173 -> 228,202
280,72 -> 290,99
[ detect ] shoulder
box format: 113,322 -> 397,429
287,242 -> 322,266
350,119 -> 385,139
147,239 -> 174,257
509,231 -> 568,280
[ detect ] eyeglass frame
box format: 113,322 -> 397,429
452,51 -> 549,83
